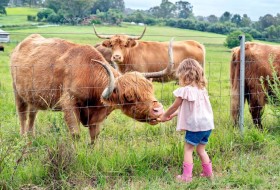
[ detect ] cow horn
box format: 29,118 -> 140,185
128,26 -> 146,40
92,59 -> 115,99
142,38 -> 174,78
93,24 -> 112,39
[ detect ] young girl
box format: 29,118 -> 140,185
160,58 -> 214,183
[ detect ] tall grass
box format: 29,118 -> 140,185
0,15 -> 279,189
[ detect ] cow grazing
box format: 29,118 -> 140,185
10,34 -> 173,143
0,45 -> 4,52
93,25 -> 205,81
230,42 -> 280,128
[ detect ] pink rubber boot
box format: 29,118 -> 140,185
176,162 -> 193,183
200,162 -> 213,179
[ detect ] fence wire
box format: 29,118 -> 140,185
0,32 -> 279,185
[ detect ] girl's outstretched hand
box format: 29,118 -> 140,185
158,114 -> 172,122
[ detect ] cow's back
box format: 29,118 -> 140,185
10,34 -> 109,110
121,40 -> 205,81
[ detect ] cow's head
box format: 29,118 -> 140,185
93,25 -> 146,64
93,44 -> 174,124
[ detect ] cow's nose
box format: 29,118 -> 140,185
112,55 -> 121,60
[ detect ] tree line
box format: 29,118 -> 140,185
2,0 -> 280,42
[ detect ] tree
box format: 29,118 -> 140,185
149,0 -> 175,18
240,14 -> 252,27
159,0 -> 176,18
175,1 -> 193,19
91,0 -> 125,14
220,11 -> 231,22
231,14 -> 241,26
258,14 -> 275,30
37,8 -> 55,21
207,15 -> 218,23
60,0 -> 95,25
148,6 -> 161,18
224,30 -> 253,49
0,0 -> 9,15
44,0 -> 62,13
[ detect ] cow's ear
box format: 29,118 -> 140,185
126,39 -> 137,48
102,40 -> 112,48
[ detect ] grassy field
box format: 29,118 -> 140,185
0,7 -> 39,26
0,9 -> 280,189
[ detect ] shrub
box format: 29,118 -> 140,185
261,57 -> 280,123
224,30 -> 253,49
37,8 -> 55,21
27,15 -> 36,21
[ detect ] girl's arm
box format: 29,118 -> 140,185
160,97 -> 182,122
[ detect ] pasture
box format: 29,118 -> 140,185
0,16 -> 280,189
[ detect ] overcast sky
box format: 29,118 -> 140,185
124,0 -> 280,21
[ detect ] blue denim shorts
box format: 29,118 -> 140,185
185,130 -> 212,146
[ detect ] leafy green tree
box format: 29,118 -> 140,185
96,9 -> 124,25
60,0 -> 95,25
44,0 -> 62,13
0,0 -> 8,15
149,0 -> 175,18
91,0 -> 124,14
258,14 -> 275,30
231,14 -> 241,26
224,30 -> 253,49
175,1 -> 193,19
240,14 -> 252,27
148,6 -> 161,18
220,11 -> 231,22
37,8 -> 55,21
207,15 -> 218,23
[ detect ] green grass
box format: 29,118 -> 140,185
0,13 -> 280,189
0,7 -> 39,26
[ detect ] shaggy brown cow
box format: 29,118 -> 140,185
0,45 -> 4,52
10,34 -> 173,143
93,26 -> 205,81
230,42 -> 280,128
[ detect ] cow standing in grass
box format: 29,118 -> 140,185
230,42 -> 280,128
93,26 -> 205,81
10,34 -> 173,143
0,45 -> 4,52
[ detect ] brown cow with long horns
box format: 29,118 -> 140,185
10,34 -> 174,143
93,25 -> 205,81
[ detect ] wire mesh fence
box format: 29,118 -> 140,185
0,29 -> 279,188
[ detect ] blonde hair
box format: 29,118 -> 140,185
176,58 -> 207,88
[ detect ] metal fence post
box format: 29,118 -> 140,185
239,35 -> 245,134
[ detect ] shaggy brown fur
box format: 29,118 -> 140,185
10,34 -> 164,143
96,35 -> 205,81
230,42 -> 280,127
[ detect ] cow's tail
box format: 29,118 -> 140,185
230,47 -> 241,126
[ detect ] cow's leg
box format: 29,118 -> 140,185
88,124 -> 100,144
15,93 -> 28,135
26,106 -> 38,136
248,90 -> 264,129
249,102 -> 263,128
230,88 -> 240,126
60,93 -> 80,138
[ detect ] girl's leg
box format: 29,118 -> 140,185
177,142 -> 194,182
196,144 -> 213,178
196,144 -> 210,164
184,142 -> 195,163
